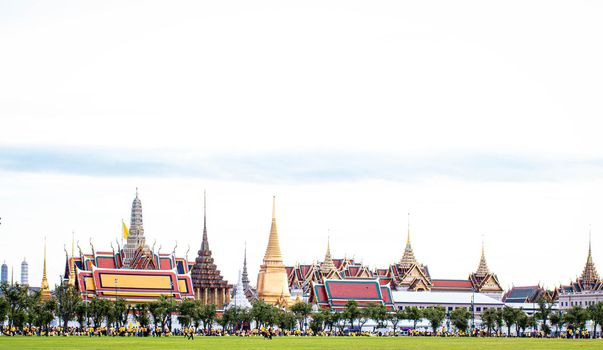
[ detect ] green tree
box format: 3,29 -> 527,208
113,298 -> 129,328
290,301 -> 312,331
75,302 -> 89,330
134,303 -> 150,332
54,283 -> 82,330
0,294 -> 9,326
501,306 -> 518,337
309,311 -> 325,333
423,306 -> 446,334
277,309 -> 297,331
563,305 -> 588,337
177,298 -> 196,328
534,297 -> 553,336
342,300 -> 360,329
548,311 -> 563,337
34,298 -> 57,333
481,308 -> 498,336
588,302 -> 603,339
0,282 -> 28,327
251,300 -> 271,328
450,307 -> 471,333
389,308 -> 405,335
405,306 -> 423,330
370,304 -> 388,330
200,304 -> 217,331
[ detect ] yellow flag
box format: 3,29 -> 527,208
122,220 -> 129,239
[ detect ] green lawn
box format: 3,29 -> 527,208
0,337 -> 601,350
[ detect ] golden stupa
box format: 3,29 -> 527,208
256,196 -> 290,306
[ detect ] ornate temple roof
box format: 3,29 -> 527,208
580,236 -> 600,288
475,241 -> 490,277
399,215 -> 418,268
191,192 -> 230,289
320,237 -> 336,274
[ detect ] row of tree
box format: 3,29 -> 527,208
2,282 -> 603,337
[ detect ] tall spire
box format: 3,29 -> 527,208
400,213 -> 417,268
241,242 -> 250,289
68,231 -> 76,286
475,237 -> 490,277
263,196 -> 283,262
40,237 -> 51,301
201,190 -> 210,252
580,231 -> 599,288
321,234 -> 335,273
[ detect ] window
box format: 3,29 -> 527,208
476,307 -> 482,312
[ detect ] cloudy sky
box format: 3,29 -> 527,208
1,1 -> 602,290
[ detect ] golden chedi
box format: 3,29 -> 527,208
256,196 -> 290,306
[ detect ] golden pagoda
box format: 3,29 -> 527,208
256,196 -> 290,306
40,238 -> 52,301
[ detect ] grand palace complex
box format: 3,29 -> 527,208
5,190 -> 600,323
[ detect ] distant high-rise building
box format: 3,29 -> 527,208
1,261 -> 8,283
20,258 -> 28,285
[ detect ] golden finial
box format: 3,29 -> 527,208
406,212 -> 411,244
272,195 -> 276,220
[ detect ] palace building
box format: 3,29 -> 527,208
287,221 -> 503,310
190,192 -> 231,307
557,236 -> 602,309
256,197 -> 290,307
63,190 -> 195,303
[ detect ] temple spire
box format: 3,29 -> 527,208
406,212 -> 411,244
581,231 -> 599,288
40,237 -> 51,300
263,196 -> 283,262
400,213 -> 417,268
68,231 -> 76,286
475,236 -> 490,277
241,242 -> 250,288
201,190 -> 210,252
321,234 -> 335,273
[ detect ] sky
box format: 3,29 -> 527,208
1,0 -> 603,291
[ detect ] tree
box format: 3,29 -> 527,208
322,309 -> 335,332
534,297 -> 553,336
450,307 -> 471,333
134,303 -> 150,333
54,283 -> 82,330
0,294 -> 9,326
290,301 -> 312,331
423,306 -> 446,334
200,304 -> 217,331
515,312 -> 528,336
548,311 -> 563,337
75,302 -> 88,330
251,300 -> 271,328
481,308 -> 498,336
0,282 -> 28,327
177,299 -> 196,329
309,311 -> 325,333
588,302 -> 603,339
563,305 -> 588,338
389,308 -> 405,335
113,298 -> 129,328
277,309 -> 296,331
501,306 -> 518,337
342,300 -> 360,329
33,298 -> 56,333
370,304 -> 388,330
405,306 -> 423,330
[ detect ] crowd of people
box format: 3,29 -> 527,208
1,325 -> 594,339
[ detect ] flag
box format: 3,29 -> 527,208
122,220 -> 129,240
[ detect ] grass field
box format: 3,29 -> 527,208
0,337 -> 601,350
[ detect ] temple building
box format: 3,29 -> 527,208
236,243 -> 258,302
256,196 -> 290,307
190,193 -> 231,307
558,236 -> 602,309
63,190 -> 194,303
